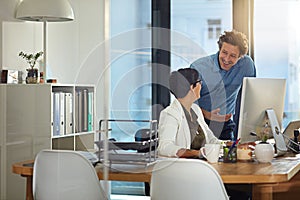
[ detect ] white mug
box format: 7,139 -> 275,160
200,144 -> 220,163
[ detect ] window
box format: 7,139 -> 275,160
109,0 -> 233,196
207,19 -> 222,39
170,0 -> 232,70
110,0 -> 151,196
254,0 -> 300,127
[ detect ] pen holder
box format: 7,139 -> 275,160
223,146 -> 237,163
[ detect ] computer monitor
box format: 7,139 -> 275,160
237,77 -> 286,143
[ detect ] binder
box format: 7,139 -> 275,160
75,90 -> 83,132
82,89 -> 89,132
59,92 -> 65,135
52,92 -> 61,136
75,91 -> 79,132
65,93 -> 73,134
88,92 -> 94,131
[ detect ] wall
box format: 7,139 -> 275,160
0,0 -> 108,121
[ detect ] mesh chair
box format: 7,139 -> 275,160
150,159 -> 229,200
33,149 -> 107,200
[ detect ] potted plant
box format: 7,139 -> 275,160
19,51 -> 43,84
254,122 -> 274,163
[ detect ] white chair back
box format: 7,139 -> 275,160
150,159 -> 229,200
33,149 -> 107,200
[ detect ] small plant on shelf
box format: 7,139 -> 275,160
19,51 -> 43,84
19,51 -> 43,70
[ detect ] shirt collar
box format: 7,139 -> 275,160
211,52 -> 221,72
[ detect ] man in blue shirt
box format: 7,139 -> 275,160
191,30 -> 256,140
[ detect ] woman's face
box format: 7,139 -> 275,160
218,42 -> 241,71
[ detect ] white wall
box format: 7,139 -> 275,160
1,0 -> 109,121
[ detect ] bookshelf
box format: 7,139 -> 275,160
51,85 -> 95,151
0,84 -> 96,200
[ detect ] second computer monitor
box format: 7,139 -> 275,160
237,77 -> 286,143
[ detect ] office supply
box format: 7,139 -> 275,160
75,90 -> 79,132
52,91 -> 68,136
75,89 -> 83,132
82,89 -> 88,132
223,138 -> 240,163
150,159 -> 229,200
228,138 -> 240,154
33,150 -> 107,200
64,92 -> 73,134
88,91 -> 94,131
275,126 -> 300,155
52,92 -> 61,136
238,78 -> 286,143
59,92 -> 65,135
291,129 -> 300,153
97,119 -> 158,166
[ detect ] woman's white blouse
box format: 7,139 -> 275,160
158,99 -> 220,157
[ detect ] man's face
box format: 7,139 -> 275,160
218,42 -> 241,71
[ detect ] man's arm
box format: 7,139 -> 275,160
201,108 -> 232,122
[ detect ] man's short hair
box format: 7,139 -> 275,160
217,29 -> 249,56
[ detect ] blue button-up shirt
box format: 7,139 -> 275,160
190,52 -> 256,115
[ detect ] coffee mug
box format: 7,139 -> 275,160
200,144 -> 220,163
237,144 -> 253,161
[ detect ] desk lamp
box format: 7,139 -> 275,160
15,0 -> 74,81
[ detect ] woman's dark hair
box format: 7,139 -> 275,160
169,68 -> 199,98
217,30 -> 249,56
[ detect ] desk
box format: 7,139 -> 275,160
12,160 -> 34,200
12,155 -> 300,200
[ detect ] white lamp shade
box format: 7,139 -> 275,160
16,0 -> 74,22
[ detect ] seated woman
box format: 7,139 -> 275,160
158,68 -> 221,158
157,68 -> 252,200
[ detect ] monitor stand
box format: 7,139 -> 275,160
265,109 -> 288,154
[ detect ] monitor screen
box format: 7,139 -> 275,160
237,77 -> 286,143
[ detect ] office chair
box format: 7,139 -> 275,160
33,149 -> 107,200
150,159 -> 229,200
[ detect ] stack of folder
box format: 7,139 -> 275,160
52,88 -> 94,136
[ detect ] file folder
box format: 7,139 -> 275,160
88,92 -> 94,131
82,89 -> 88,132
65,92 -> 73,134
52,92 -> 61,136
59,92 -> 65,135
